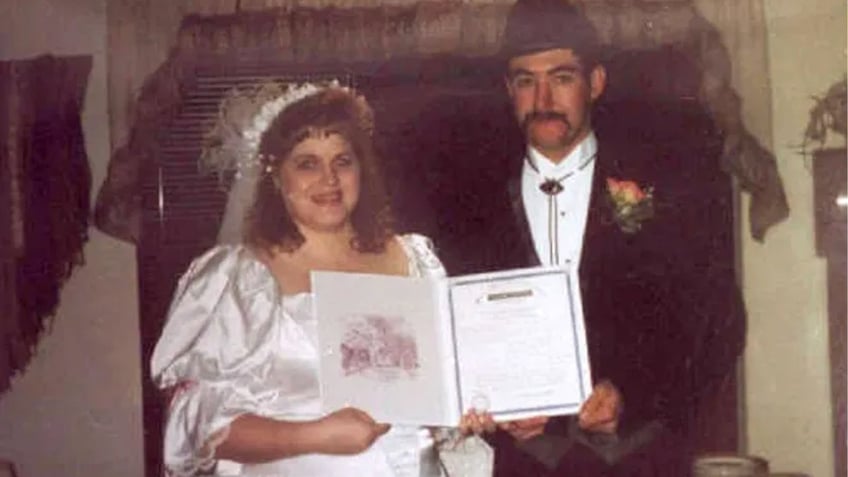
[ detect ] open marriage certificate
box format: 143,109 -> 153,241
311,265 -> 593,426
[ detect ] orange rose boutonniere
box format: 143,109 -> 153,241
606,178 -> 654,234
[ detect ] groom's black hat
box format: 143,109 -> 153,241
500,0 -> 601,68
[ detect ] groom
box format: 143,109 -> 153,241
433,0 -> 748,475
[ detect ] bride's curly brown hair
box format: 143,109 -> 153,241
244,88 -> 395,253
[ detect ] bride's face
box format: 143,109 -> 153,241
276,132 -> 362,233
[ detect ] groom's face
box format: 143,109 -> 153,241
506,48 -> 606,162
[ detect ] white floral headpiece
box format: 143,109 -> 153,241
199,79 -> 369,180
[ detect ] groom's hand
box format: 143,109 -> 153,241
499,416 -> 549,441
460,409 -> 497,435
578,380 -> 622,434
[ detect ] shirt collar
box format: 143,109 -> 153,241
526,131 -> 598,179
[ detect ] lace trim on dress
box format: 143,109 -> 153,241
396,234 -> 444,277
435,433 -> 493,477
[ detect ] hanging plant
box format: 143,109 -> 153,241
800,76 -> 847,155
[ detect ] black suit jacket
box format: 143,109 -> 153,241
432,100 -> 746,451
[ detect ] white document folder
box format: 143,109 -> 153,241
311,265 -> 592,426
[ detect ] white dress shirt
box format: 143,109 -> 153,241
521,132 -> 597,267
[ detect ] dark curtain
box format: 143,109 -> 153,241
0,55 -> 92,395
94,3 -> 789,244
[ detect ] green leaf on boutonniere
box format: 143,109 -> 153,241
606,177 -> 654,234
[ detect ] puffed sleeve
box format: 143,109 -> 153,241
150,245 -> 280,476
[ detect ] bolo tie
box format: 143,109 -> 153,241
527,152 -> 596,265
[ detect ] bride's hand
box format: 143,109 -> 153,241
315,407 -> 391,454
459,408 -> 496,436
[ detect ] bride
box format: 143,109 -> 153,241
150,82 -> 492,476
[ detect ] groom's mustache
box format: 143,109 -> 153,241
522,111 -> 571,131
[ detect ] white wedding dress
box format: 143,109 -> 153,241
151,234 -> 483,477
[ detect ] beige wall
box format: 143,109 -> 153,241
742,0 -> 846,476
0,1 -> 143,477
0,1 -> 844,476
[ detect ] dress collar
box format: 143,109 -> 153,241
526,131 -> 598,180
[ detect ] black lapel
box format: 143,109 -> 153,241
507,176 -> 542,267
579,143 -> 621,281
